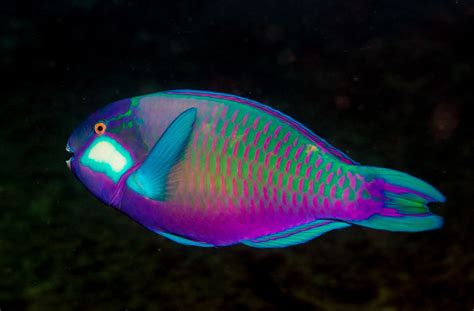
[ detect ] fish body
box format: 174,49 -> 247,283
67,90 -> 445,248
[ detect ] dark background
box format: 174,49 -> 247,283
1,0 -> 473,310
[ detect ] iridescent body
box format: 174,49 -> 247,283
66,90 -> 445,248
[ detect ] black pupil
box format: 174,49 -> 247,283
97,125 -> 103,132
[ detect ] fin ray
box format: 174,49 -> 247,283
354,214 -> 443,232
354,166 -> 445,232
126,108 -> 197,200
242,220 -> 350,248
158,231 -> 214,247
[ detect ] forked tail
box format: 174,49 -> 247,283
354,167 -> 446,232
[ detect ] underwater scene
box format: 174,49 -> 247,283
1,0 -> 473,310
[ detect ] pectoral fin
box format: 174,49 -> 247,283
126,108 -> 197,200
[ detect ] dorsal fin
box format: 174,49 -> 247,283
163,89 -> 358,165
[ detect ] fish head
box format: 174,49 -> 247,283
66,98 -> 147,205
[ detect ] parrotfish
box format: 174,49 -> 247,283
66,90 -> 445,248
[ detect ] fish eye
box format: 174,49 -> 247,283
94,122 -> 107,135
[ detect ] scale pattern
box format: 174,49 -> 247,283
142,91 -> 368,241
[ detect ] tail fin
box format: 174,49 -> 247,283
354,167 -> 446,232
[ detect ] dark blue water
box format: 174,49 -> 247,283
1,1 -> 472,309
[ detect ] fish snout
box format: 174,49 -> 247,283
66,143 -> 74,170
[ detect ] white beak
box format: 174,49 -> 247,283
66,158 -> 71,170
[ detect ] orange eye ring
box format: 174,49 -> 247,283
94,122 -> 107,135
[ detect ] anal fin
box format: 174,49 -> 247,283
158,231 -> 214,247
242,219 -> 350,248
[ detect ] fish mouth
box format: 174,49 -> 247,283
66,143 -> 74,170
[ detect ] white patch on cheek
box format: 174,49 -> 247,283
80,136 -> 134,183
88,141 -> 127,172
